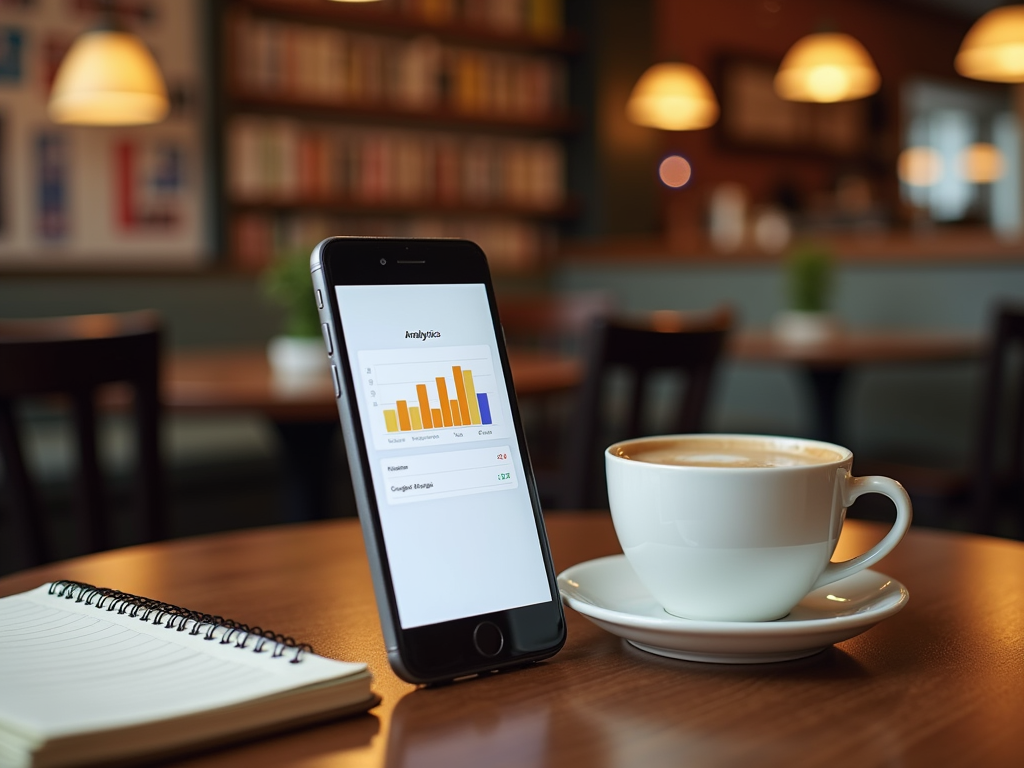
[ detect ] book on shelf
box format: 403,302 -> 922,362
229,11 -> 567,118
0,582 -> 376,768
227,116 -> 565,210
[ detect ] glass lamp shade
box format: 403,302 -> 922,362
956,5 -> 1024,82
774,32 -> 880,103
626,63 -> 719,130
48,30 -> 169,126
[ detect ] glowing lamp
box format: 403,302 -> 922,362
775,32 -> 880,103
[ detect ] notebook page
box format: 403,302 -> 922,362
0,585 -> 368,740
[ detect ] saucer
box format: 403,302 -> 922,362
557,555 -> 909,664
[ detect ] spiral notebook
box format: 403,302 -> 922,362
0,582 -> 376,768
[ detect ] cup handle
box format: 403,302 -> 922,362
811,474 -> 913,591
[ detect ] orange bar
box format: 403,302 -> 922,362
416,384 -> 433,429
450,400 -> 462,426
452,366 -> 471,425
431,408 -> 443,428
396,400 -> 412,431
436,377 -> 453,427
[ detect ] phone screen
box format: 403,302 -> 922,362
335,282 -> 552,630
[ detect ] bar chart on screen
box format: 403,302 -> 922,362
357,344 -> 511,450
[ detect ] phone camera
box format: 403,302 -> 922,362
380,258 -> 387,265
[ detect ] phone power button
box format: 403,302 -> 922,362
472,622 -> 504,658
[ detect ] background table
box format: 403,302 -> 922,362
162,348 -> 581,520
730,331 -> 981,443
3,513 -> 1023,767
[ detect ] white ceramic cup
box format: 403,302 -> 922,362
605,434 -> 912,622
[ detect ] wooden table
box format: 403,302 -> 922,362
161,348 -> 581,520
729,330 -> 982,443
3,513 -> 1023,767
164,348 -> 582,422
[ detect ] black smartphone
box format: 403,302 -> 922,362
310,236 -> 566,684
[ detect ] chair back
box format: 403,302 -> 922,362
558,307 -> 733,509
0,311 -> 163,566
973,304 -> 1024,534
497,292 -> 614,354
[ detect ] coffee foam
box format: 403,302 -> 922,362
613,437 -> 845,468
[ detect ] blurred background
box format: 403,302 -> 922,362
2,0 -> 1024,574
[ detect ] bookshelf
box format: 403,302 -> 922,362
218,0 -> 579,274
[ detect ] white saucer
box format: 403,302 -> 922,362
557,555 -> 909,664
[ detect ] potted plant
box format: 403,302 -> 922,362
262,251 -> 326,377
773,242 -> 840,344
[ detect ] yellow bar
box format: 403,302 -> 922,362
410,406 -> 423,431
436,377 -> 453,427
452,366 -> 471,425
416,384 -> 433,429
450,400 -> 462,426
463,369 -> 482,425
397,400 -> 412,431
431,408 -> 443,428
384,410 -> 399,433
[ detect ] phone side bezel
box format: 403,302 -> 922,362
311,236 -> 566,684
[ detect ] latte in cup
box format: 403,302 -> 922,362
617,436 -> 844,468
606,435 -> 912,622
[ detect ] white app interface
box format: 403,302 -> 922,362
336,283 -> 552,629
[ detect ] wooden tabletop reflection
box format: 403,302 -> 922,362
2,513 -> 1023,767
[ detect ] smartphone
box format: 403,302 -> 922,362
310,236 -> 566,684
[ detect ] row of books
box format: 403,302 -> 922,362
230,13 -> 567,119
336,0 -> 565,38
228,117 -> 566,209
232,212 -> 554,273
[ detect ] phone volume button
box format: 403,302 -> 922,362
321,323 -> 334,356
331,365 -> 341,398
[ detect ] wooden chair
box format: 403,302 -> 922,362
0,311 -> 164,566
973,304 -> 1024,535
496,292 -> 615,354
558,307 -> 733,509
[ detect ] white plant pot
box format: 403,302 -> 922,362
772,311 -> 841,345
267,335 -> 327,378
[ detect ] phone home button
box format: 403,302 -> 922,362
472,622 -> 504,658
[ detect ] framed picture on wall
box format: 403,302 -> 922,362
716,56 -> 872,158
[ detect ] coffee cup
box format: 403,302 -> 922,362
605,434 -> 912,622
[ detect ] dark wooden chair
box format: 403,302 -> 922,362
0,311 -> 164,567
497,291 -> 615,354
557,307 -> 733,509
973,304 -> 1024,535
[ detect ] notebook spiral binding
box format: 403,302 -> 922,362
49,580 -> 314,663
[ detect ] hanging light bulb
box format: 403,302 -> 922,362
955,5 -> 1024,82
48,25 -> 169,126
775,32 -> 880,103
897,147 -> 943,187
960,142 -> 1005,183
626,62 -> 719,130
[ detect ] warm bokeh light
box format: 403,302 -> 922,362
898,147 -> 944,187
626,62 -> 719,130
960,142 -> 1005,183
956,5 -> 1024,82
658,155 -> 692,188
774,32 -> 880,103
48,30 -> 169,126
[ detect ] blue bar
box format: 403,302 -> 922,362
477,393 -> 492,425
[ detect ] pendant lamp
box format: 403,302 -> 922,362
774,32 -> 880,103
626,62 -> 719,130
48,23 -> 169,126
955,5 -> 1024,82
